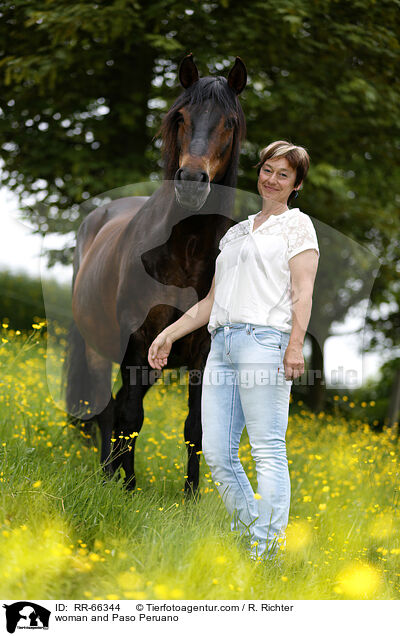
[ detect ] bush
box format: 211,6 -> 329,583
0,269 -> 71,331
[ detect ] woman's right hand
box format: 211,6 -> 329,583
148,332 -> 173,370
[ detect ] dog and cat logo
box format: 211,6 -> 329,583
3,603 -> 50,633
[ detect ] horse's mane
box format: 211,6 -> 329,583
159,76 -> 246,187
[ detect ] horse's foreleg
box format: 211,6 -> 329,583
112,358 -> 152,490
97,399 -> 115,476
184,373 -> 203,495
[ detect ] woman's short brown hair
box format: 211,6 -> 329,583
256,140 -> 310,188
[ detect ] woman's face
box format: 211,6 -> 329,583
257,156 -> 299,206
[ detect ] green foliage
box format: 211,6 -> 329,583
1,0 -> 399,236
0,269 -> 70,330
352,358 -> 400,425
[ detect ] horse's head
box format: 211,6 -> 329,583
161,54 -> 247,211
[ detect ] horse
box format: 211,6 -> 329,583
65,54 -> 247,493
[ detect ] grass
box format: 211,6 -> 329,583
0,323 -> 399,600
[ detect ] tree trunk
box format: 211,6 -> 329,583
308,334 -> 326,412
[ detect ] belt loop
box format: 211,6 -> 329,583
246,323 -> 250,335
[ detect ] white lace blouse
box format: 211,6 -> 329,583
208,207 -> 319,334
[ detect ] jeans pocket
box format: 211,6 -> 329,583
250,327 -> 282,351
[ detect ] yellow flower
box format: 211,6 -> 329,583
370,513 -> 395,539
254,493 -> 262,500
32,480 -> 41,488
318,503 -> 327,511
336,562 -> 382,599
154,584 -> 168,597
118,571 -> 142,590
285,520 -> 312,552
170,588 -> 184,598
32,322 -> 46,330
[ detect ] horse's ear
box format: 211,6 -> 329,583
227,57 -> 247,95
179,53 -> 199,89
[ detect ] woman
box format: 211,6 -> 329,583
148,140 -> 319,560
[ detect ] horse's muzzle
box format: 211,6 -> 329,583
174,169 -> 211,211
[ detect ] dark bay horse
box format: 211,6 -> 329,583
66,54 -> 247,492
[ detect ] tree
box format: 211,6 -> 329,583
1,0 -> 399,408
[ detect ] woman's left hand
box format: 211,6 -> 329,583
283,344 -> 304,380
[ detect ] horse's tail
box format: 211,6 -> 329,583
64,321 -> 94,423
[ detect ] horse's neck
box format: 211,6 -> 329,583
129,182 -> 235,253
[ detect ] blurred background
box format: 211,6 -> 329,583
0,0 -> 399,424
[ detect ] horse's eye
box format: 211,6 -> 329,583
224,118 -> 235,130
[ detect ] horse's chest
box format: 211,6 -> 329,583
141,236 -> 214,287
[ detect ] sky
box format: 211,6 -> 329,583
0,186 -> 383,388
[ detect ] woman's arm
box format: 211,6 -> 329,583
148,276 -> 215,369
285,249 -> 319,380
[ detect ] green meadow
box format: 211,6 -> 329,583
0,325 -> 399,600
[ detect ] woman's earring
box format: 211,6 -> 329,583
292,190 -> 299,199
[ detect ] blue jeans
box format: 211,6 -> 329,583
201,323 -> 292,558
